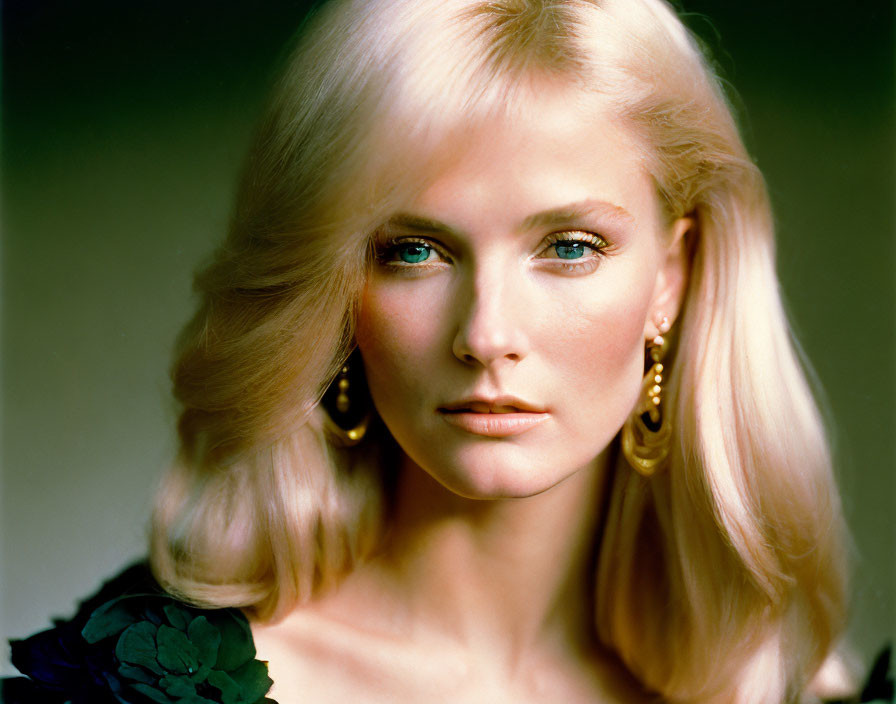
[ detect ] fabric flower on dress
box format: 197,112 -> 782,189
2,562 -> 276,704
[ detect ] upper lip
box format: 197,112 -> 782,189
439,396 -> 546,414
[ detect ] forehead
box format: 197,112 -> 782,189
392,84 -> 660,233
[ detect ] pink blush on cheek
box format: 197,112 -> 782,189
554,281 -> 653,367
356,303 -> 446,386
541,292 -> 652,442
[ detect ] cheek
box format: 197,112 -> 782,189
543,271 -> 655,436
559,293 -> 646,364
357,278 -> 446,352
355,281 -> 444,413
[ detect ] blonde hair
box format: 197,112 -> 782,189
150,1 -> 849,701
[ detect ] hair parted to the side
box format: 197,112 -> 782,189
150,0 -> 849,701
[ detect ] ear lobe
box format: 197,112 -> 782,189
643,216 -> 694,339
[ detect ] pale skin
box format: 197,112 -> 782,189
250,84 -> 692,703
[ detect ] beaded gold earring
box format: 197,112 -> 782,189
321,352 -> 371,446
621,315 -> 672,476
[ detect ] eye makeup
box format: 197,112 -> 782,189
371,197 -> 628,276
374,227 -> 614,276
373,234 -> 452,272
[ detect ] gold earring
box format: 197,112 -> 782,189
321,355 -> 370,446
622,315 -> 672,476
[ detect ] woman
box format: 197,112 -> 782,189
4,0 -> 855,701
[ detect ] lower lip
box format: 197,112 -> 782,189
438,411 -> 549,437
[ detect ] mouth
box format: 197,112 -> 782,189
437,397 -> 549,437
438,397 -> 546,414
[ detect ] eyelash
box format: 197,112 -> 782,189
540,231 -> 610,272
375,231 -> 611,274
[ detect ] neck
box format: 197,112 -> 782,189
346,448 -> 614,674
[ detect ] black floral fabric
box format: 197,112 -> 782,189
2,562 -> 277,704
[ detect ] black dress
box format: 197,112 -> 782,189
2,561 -> 277,704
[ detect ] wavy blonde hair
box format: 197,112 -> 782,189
150,0 -> 849,701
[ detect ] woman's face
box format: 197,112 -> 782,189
356,88 -> 689,499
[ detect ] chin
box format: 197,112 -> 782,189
442,475 -> 559,501
389,421 -> 611,503
417,448 -> 585,501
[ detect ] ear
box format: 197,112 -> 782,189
643,216 -> 693,339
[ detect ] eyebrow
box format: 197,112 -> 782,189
384,198 -> 635,235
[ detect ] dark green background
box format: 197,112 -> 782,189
3,0 -> 893,677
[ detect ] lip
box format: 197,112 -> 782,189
439,396 -> 546,414
439,411 -> 549,437
437,397 -> 549,437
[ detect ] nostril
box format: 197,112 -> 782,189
458,349 -> 521,366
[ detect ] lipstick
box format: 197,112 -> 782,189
438,406 -> 549,437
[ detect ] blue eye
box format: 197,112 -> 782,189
397,243 -> 431,263
553,242 -> 587,259
535,231 -> 610,273
376,238 -> 446,269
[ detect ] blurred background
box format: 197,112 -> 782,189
3,0 -> 894,681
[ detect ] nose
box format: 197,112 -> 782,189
451,266 -> 529,368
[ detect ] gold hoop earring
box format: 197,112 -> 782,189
622,316 -> 672,476
321,352 -> 371,446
